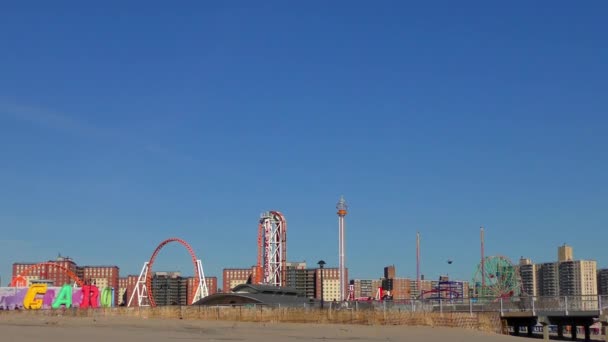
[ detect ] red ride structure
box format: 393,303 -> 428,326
10,262 -> 84,287
255,211 -> 287,287
128,237 -> 208,307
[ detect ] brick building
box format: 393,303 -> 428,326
12,255 -> 79,286
353,279 -> 374,299
80,265 -> 120,305
151,272 -> 189,306
222,267 -> 255,292
315,267 -> 348,301
391,278 -> 412,300
186,276 -> 218,304
118,275 -> 139,306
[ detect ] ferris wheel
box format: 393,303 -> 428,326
472,255 -> 521,299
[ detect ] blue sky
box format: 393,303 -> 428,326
1,1 -> 607,287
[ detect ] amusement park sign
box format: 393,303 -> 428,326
0,284 -> 114,310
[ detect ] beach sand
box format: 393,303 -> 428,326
0,315 -> 521,342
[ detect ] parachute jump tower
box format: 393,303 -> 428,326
337,196 -> 348,302
256,211 -> 287,287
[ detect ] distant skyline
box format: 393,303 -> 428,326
1,2 -> 607,286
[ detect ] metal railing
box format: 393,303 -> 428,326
264,295 -> 608,316
498,295 -> 607,316
2,294 -> 606,317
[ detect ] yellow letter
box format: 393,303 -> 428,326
23,284 -> 47,310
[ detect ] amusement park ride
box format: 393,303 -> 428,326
472,227 -> 522,299
128,238 -> 208,307
254,211 -> 287,286
472,255 -> 521,299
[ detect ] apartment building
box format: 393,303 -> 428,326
118,276 -> 133,306
558,244 -> 574,262
353,279 -> 374,299
598,269 -> 608,295
151,272 -> 188,306
372,279 -> 383,298
13,255 -> 79,287
186,276 -> 218,304
410,278 -> 433,299
315,267 -> 348,301
558,260 -> 597,296
285,262 -> 316,298
384,265 -> 396,279
536,262 -> 560,296
222,267 -> 255,292
391,278 -> 411,300
522,246 -> 597,297
519,257 -> 537,296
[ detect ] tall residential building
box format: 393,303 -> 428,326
391,278 -> 411,300
151,271 -> 188,306
558,260 -> 597,296
315,267 -> 348,301
381,265 -> 409,300
222,267 -> 255,292
285,262 -> 315,298
353,279 -> 374,299
558,244 -> 574,262
529,245 -> 597,297
384,265 -> 396,279
536,262 -> 559,296
519,257 -> 537,296
411,279 -> 433,298
598,269 -> 608,295
371,279 -> 383,299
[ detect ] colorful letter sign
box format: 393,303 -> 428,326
52,284 -> 73,309
23,284 -> 47,309
1,284 -> 114,310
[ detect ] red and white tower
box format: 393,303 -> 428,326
416,231 -> 421,296
256,211 -> 287,287
337,196 -> 348,301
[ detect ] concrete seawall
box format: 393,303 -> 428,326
0,306 -> 503,333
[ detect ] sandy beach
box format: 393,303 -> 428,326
0,315 -> 521,342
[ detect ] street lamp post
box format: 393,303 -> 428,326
317,260 -> 326,309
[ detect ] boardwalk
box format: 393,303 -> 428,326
384,295 -> 608,342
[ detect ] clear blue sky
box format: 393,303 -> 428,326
1,1 -> 607,287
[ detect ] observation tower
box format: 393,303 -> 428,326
337,196 -> 348,301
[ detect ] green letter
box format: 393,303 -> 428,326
52,284 -> 73,309
101,287 -> 113,307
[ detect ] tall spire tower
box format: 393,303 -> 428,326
416,231 -> 421,295
336,195 -> 348,301
480,226 -> 485,289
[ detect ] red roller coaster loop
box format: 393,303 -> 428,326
145,237 -> 200,307
10,262 -> 84,287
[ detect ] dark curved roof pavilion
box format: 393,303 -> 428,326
193,284 -> 316,307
